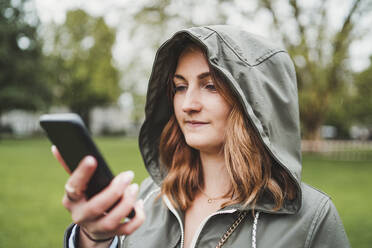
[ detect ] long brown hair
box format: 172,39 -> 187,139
159,41 -> 296,211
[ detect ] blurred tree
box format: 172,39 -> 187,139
259,0 -> 371,139
46,10 -> 120,127
115,0 -> 229,128
0,0 -> 52,123
322,87 -> 354,139
351,56 -> 372,126
117,0 -> 371,139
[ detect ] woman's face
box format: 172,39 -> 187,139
173,47 -> 232,154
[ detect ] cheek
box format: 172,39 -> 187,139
216,107 -> 231,144
214,100 -> 232,127
173,96 -> 183,124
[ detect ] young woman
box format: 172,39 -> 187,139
57,25 -> 350,248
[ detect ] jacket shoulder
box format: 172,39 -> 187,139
298,182 -> 332,221
301,182 -> 330,202
299,182 -> 350,248
299,182 -> 333,229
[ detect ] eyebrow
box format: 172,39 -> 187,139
173,72 -> 211,81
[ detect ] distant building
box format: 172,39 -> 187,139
0,110 -> 40,136
90,106 -> 135,136
0,105 -> 136,137
350,125 -> 370,140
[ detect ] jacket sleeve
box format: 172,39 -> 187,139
63,224 -> 76,248
305,199 -> 351,248
63,224 -> 119,248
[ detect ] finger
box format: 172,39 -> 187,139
116,199 -> 145,235
62,156 -> 97,211
51,145 -> 71,174
66,156 -> 97,194
62,192 -> 86,212
107,183 -> 138,222
90,171 -> 135,212
88,183 -> 138,232
72,171 -> 134,223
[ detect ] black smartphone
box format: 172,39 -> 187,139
40,113 -> 136,218
40,113 -> 114,199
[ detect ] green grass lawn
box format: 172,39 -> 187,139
302,156 -> 372,248
0,137 -> 371,247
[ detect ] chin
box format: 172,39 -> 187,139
184,136 -> 223,153
184,137 -> 204,149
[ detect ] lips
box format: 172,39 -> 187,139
185,120 -> 208,128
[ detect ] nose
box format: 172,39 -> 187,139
182,87 -> 202,114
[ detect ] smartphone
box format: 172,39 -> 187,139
40,113 -> 114,199
40,113 -> 135,217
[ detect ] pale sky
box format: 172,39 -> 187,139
34,0 -> 128,25
33,0 -> 372,72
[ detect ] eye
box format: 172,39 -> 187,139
205,83 -> 217,92
174,84 -> 187,93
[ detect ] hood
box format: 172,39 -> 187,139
139,25 -> 302,214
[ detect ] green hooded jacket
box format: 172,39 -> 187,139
65,25 -> 351,248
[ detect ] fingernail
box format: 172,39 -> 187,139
112,175 -> 121,185
129,183 -> 139,196
85,156 -> 95,166
51,145 -> 56,153
123,171 -> 134,184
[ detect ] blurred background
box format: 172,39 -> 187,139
1,0 -> 371,247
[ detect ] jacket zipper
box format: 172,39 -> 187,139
189,209 -> 237,248
163,195 -> 237,248
163,196 -> 185,248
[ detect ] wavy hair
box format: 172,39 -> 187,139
159,41 -> 297,211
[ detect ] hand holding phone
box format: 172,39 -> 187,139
40,113 -> 135,218
40,113 -> 114,199
40,113 -> 144,243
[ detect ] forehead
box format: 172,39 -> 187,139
175,47 -> 210,76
